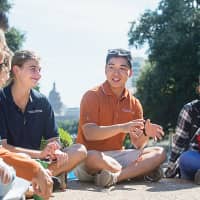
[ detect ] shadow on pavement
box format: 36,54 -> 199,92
63,178 -> 197,193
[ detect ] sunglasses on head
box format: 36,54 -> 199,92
107,49 -> 132,60
108,48 -> 131,56
106,49 -> 132,68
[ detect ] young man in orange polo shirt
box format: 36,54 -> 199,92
75,48 -> 166,187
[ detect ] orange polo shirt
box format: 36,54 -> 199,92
76,81 -> 143,151
0,147 -> 40,181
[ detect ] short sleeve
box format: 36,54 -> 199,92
80,91 -> 100,126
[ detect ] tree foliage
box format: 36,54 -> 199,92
0,0 -> 11,13
5,27 -> 25,52
58,128 -> 73,147
40,128 -> 73,150
0,0 -> 25,52
57,120 -> 78,136
128,0 -> 200,130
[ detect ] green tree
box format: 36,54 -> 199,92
40,128 -> 73,150
128,0 -> 200,130
5,27 -> 25,52
0,0 -> 25,52
0,0 -> 11,13
57,120 -> 78,136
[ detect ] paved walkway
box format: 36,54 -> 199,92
49,178 -> 200,200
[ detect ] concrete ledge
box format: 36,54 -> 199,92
49,178 -> 200,200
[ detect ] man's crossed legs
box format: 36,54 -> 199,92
74,146 -> 166,187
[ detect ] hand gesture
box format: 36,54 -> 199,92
53,149 -> 68,168
40,141 -> 60,160
144,119 -> 164,140
122,119 -> 144,136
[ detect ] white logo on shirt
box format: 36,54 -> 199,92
27,109 -> 43,114
121,108 -> 135,115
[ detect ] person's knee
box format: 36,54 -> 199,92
152,146 -> 166,163
85,150 -> 104,170
73,143 -> 87,160
179,151 -> 195,179
87,150 -> 103,162
179,151 -> 191,169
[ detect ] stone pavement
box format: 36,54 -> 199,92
49,178 -> 200,200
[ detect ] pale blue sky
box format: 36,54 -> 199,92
9,0 -> 160,107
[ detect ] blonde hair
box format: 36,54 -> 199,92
11,50 -> 40,68
0,29 -> 13,71
0,29 -> 6,47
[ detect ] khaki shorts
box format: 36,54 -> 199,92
74,149 -> 141,181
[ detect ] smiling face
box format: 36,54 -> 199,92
13,59 -> 41,89
105,56 -> 132,96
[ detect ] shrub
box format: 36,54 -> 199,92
40,128 -> 73,150
58,127 -> 73,147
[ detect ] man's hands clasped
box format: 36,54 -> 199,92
121,118 -> 164,140
40,141 -> 68,168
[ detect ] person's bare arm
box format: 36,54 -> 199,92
2,140 -> 42,158
130,131 -> 149,149
2,137 -> 60,159
145,119 -> 165,140
82,119 -> 144,141
32,167 -> 53,200
130,119 -> 164,149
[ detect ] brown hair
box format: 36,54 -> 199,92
9,50 -> 40,82
11,50 -> 40,67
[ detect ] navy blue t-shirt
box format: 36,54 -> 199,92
0,84 -> 59,150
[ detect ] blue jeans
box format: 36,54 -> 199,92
179,150 -> 200,180
0,167 -> 16,197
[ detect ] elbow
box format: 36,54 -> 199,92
82,123 -> 97,141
